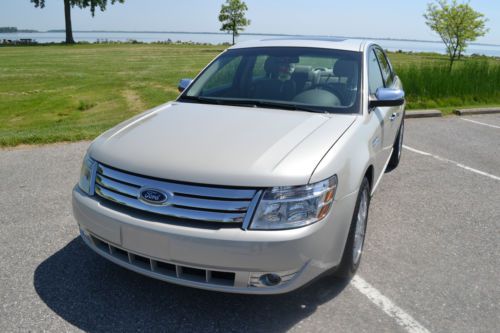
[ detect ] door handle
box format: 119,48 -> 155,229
389,113 -> 398,121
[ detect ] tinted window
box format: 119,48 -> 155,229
252,55 -> 267,78
368,50 -> 384,95
202,56 -> 242,91
182,47 -> 362,114
374,48 -> 393,86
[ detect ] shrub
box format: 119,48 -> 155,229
77,100 -> 96,111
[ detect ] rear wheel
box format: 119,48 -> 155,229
386,119 -> 404,172
334,177 -> 370,279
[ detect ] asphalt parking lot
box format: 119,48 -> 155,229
1,114 -> 499,332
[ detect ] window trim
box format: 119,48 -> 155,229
373,47 -> 395,88
367,48 -> 385,95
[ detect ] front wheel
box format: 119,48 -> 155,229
386,119 -> 404,172
334,177 -> 371,279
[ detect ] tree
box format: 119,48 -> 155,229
30,0 -> 124,44
424,0 -> 488,69
0,27 -> 18,33
218,0 -> 250,45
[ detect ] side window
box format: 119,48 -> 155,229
252,55 -> 267,79
374,49 -> 394,86
368,50 -> 384,95
203,56 -> 242,91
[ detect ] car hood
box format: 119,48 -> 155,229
90,102 -> 356,187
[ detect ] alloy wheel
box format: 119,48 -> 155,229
352,188 -> 368,265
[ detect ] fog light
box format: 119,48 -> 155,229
260,273 -> 282,286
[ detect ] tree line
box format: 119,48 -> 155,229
0,27 -> 19,33
0,27 -> 38,33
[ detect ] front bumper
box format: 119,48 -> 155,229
72,186 -> 357,294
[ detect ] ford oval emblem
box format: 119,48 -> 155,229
139,189 -> 169,205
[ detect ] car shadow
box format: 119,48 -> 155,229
34,237 -> 350,332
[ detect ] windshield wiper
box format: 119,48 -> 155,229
179,95 -> 224,105
180,96 -> 326,114
234,99 -> 327,114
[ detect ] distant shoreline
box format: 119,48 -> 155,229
2,30 -> 499,47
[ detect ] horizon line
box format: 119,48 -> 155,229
3,29 -> 500,47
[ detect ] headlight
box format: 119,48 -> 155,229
78,154 -> 96,195
251,175 -> 338,230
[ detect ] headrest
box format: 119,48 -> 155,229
293,65 -> 312,74
333,59 -> 358,78
264,57 -> 281,75
264,56 -> 300,75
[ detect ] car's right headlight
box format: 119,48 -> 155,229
78,154 -> 96,195
250,175 -> 338,230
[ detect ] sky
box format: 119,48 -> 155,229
1,0 -> 499,44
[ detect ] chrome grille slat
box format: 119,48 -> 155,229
94,163 -> 262,224
95,184 -> 246,223
170,195 -> 250,212
96,174 -> 140,198
97,172 -> 250,212
97,164 -> 256,199
93,163 -> 260,224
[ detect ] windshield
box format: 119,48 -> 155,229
179,47 -> 362,114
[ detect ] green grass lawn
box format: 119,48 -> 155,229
0,44 -> 224,147
0,44 -> 499,147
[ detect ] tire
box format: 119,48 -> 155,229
334,177 -> 371,279
386,118 -> 404,172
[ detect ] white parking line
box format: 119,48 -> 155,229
460,118 -> 500,129
352,276 -> 431,333
403,145 -> 500,181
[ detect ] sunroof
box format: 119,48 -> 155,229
261,36 -> 347,42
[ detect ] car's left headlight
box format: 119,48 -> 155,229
78,154 -> 96,195
250,175 -> 338,230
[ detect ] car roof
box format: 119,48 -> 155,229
229,37 -> 370,52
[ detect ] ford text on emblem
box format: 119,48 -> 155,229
139,189 -> 169,205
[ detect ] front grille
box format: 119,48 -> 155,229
93,163 -> 261,225
88,233 -> 236,286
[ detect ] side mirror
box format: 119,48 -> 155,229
369,88 -> 405,108
178,78 -> 193,93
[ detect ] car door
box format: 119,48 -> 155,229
367,48 -> 393,177
374,48 -> 403,145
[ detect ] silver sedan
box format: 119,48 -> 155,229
73,38 -> 405,294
